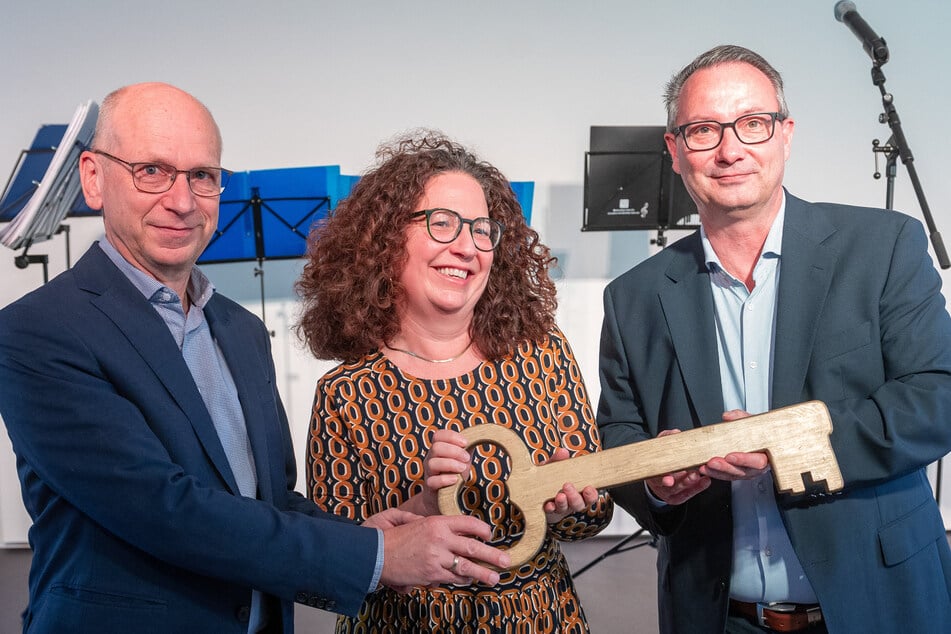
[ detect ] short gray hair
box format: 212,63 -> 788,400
664,45 -> 789,131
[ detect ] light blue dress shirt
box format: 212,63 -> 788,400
99,239 -> 258,495
699,197 -> 818,604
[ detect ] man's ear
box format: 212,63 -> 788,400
664,133 -> 682,175
79,151 -> 104,211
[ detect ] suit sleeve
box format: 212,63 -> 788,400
0,298 -> 377,617
596,285 -> 685,535
822,215 -> 951,485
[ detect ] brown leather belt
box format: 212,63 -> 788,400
729,599 -> 823,632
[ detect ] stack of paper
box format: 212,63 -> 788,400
0,100 -> 99,250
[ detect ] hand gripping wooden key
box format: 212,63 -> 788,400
438,400 -> 843,568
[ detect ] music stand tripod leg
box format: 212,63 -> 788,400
571,527 -> 655,578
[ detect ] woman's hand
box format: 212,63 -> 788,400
541,448 -> 600,523
402,429 -> 472,516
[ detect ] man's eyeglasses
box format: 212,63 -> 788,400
411,208 -> 504,252
91,149 -> 232,198
672,112 -> 786,152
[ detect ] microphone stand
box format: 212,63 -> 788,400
863,59 -> 948,508
868,62 -> 950,269
868,62 -> 950,506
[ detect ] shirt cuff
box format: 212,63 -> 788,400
367,528 -> 384,593
646,481 -> 668,508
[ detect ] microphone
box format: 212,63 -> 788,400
834,1 -> 889,64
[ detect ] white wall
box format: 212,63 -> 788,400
2,1 -> 950,543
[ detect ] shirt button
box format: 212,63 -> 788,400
764,547 -> 773,557
749,361 -> 758,369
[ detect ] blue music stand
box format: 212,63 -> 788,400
338,174 -> 361,200
1,105 -> 98,282
330,176 -> 535,224
0,125 -> 97,224
196,168 -> 534,328
334,175 -> 535,225
510,181 -> 535,225
200,165 -> 343,264
198,165 -> 344,326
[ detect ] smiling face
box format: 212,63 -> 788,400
397,171 -> 494,325
80,83 -> 222,294
665,62 -> 794,227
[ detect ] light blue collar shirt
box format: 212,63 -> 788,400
97,238 -> 258,497
700,194 -> 818,604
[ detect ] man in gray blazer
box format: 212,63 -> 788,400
598,45 -> 951,633
0,82 -> 508,633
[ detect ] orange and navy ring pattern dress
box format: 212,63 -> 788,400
307,328 -> 613,633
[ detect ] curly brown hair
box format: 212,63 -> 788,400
295,131 -> 557,362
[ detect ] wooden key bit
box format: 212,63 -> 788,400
438,400 -> 843,568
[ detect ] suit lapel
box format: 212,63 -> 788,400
772,195 -> 838,407
659,236 -> 726,426
205,297 -> 275,503
75,247 -> 242,494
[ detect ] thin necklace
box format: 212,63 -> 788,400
386,341 -> 473,364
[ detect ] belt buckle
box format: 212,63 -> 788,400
756,602 -> 795,628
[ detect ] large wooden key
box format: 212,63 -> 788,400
438,400 -> 843,568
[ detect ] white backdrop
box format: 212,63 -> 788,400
1,1 -> 950,544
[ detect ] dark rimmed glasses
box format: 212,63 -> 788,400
411,208 -> 504,252
91,149 -> 232,198
672,112 -> 786,151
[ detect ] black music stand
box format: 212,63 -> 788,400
583,126 -> 699,247
572,526 -> 657,578
198,165 -> 345,330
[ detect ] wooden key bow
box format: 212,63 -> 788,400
437,400 -> 843,568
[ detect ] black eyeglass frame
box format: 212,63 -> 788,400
671,112 -> 786,151
90,149 -> 233,198
411,208 -> 505,252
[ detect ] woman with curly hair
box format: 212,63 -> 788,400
296,131 -> 612,633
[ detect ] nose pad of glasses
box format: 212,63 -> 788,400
717,126 -> 748,153
450,228 -> 479,252
164,172 -> 202,204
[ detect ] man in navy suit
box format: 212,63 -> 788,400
598,45 -> 951,633
0,82 -> 509,633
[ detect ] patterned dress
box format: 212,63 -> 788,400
307,328 -> 613,633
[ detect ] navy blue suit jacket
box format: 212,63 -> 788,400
598,193 -> 951,633
0,244 -> 379,633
